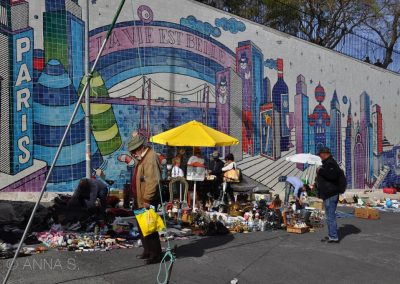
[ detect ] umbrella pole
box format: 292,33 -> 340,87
193,181 -> 197,210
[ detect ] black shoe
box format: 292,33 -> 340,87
320,237 -> 329,242
145,256 -> 162,265
136,254 -> 149,259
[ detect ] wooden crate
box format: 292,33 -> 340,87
354,207 -> 380,220
287,226 -> 310,234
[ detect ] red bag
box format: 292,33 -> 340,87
383,188 -> 397,194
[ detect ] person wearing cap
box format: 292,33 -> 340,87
208,150 -> 225,199
316,147 -> 341,243
188,147 -> 205,166
128,132 -> 163,264
280,176 -> 309,210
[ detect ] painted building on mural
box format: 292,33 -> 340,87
309,83 -> 331,155
345,100 -> 354,188
215,68 -> 243,161
0,0 -> 400,193
0,0 -> 47,192
236,41 -> 265,156
330,91 -> 341,164
372,104 -> 383,178
294,75 -> 309,170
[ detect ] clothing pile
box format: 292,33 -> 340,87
0,201 -> 49,259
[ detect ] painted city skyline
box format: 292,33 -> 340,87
0,0 -> 399,192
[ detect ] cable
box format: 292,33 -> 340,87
151,79 -> 207,95
119,83 -> 144,98
108,76 -> 144,94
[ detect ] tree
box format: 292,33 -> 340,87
196,0 -> 262,20
262,0 -> 378,49
365,0 -> 400,68
197,0 -> 225,9
196,0 -> 399,69
197,0 -> 377,49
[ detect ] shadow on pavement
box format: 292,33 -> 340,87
338,224 -> 361,241
176,234 -> 235,258
176,233 -> 289,258
53,263 -> 148,284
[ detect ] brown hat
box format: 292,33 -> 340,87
128,131 -> 145,152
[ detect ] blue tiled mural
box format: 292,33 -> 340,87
0,0 -> 399,193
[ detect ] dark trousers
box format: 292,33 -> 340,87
136,197 -> 162,260
97,186 -> 109,213
137,223 -> 162,260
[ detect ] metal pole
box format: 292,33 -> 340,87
2,1 -> 126,283
84,0 -> 91,178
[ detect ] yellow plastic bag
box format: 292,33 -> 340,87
135,209 -> 165,237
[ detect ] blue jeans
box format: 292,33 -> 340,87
284,183 -> 294,205
324,195 -> 339,240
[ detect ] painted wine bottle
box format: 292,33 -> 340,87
272,58 -> 290,151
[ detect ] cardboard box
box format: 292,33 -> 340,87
309,200 -> 324,210
287,226 -> 310,234
254,193 -> 271,202
354,207 -> 380,220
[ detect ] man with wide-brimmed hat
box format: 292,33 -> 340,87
316,147 -> 341,243
128,131 -> 163,264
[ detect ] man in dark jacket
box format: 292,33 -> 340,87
316,147 -> 341,243
208,150 -> 225,199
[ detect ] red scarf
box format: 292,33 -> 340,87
131,166 -> 139,200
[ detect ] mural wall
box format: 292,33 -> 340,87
0,0 -> 399,193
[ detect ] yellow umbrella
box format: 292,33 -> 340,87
149,120 -> 239,147
150,120 -> 239,211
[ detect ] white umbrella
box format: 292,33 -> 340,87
285,153 -> 322,166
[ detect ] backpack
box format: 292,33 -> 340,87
337,168 -> 347,194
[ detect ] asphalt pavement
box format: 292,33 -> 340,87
1,209 -> 400,284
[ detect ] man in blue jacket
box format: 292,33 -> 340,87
316,147 -> 341,243
280,176 -> 309,210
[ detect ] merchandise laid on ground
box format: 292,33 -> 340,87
1,184 -> 399,260
340,187 -> 400,215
